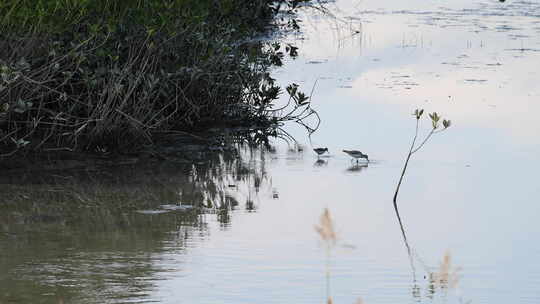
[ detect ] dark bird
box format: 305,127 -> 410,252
313,147 -> 329,157
343,150 -> 369,162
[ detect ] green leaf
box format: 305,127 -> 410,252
413,109 -> 424,119
286,83 -> 298,96
13,99 -> 32,113
146,27 -> 156,36
11,137 -> 30,148
443,119 -> 451,128
297,92 -> 309,105
429,112 -> 440,122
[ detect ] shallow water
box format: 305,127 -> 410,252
2,0 -> 540,303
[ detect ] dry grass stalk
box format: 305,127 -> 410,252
315,208 -> 337,246
315,208 -> 338,304
429,250 -> 462,289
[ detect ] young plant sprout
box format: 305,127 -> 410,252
393,109 -> 451,205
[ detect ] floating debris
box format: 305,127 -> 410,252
160,204 -> 194,211
136,210 -> 169,215
464,79 -> 487,83
306,59 -> 328,64
137,204 -> 194,214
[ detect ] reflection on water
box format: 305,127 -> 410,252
0,145 -> 271,304
345,162 -> 368,173
314,159 -> 328,167
394,183 -> 470,303
273,0 -> 540,303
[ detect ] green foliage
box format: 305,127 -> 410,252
0,0 -> 301,36
413,109 -> 424,120
414,109 -> 451,130
0,0 -> 316,155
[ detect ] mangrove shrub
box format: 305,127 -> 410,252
0,0 -> 314,155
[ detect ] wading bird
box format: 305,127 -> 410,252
313,147 -> 329,157
343,150 -> 369,163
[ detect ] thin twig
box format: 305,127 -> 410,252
393,118 -> 419,205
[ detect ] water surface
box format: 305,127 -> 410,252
2,0 -> 540,303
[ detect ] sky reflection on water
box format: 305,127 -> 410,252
270,1 -> 540,303
218,0 -> 540,302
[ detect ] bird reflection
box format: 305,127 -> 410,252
313,159 -> 328,167
346,162 -> 368,172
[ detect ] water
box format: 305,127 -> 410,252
2,0 -> 540,303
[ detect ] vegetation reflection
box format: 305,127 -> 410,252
0,133 -> 276,304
